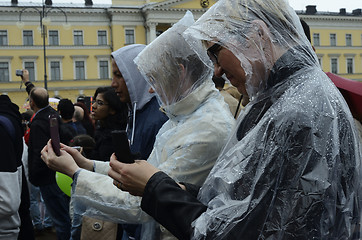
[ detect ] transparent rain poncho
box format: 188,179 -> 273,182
134,11 -> 214,109
180,0 -> 362,239
134,11 -> 235,238
71,11 -> 235,240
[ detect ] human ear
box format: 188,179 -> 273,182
252,20 -> 269,39
178,63 -> 186,80
178,63 -> 185,72
252,20 -> 273,52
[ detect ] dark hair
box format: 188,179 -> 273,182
300,19 -> 311,42
93,87 -> 128,130
21,109 -> 34,134
29,88 -> 49,109
58,99 -> 75,120
69,134 -> 96,158
21,110 -> 34,122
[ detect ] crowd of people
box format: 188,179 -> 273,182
1,0 -> 361,240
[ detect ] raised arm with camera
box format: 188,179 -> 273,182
16,69 -> 34,94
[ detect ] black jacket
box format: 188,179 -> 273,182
28,105 -> 60,186
60,121 -> 77,145
91,127 -> 116,162
0,95 -> 34,240
141,172 -> 205,240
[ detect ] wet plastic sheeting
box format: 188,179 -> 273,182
182,0 -> 362,239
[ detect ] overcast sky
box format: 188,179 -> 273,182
0,0 -> 360,13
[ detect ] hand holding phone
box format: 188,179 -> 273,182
111,130 -> 134,163
49,114 -> 61,156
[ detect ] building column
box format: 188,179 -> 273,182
147,22 -> 158,44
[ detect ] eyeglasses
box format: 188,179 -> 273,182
207,42 -> 222,64
92,99 -> 108,106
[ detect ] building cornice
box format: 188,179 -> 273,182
142,0 -> 186,10
107,8 -> 142,14
0,56 -> 13,60
20,55 -> 38,60
299,14 -> 362,22
328,53 -> 341,57
70,55 -> 89,59
95,55 -> 111,59
344,53 -> 356,57
46,55 -> 64,59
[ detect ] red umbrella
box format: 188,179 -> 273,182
325,72 -> 362,121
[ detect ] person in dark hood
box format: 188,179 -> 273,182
0,95 -> 34,240
111,44 -> 168,159
105,0 -> 362,239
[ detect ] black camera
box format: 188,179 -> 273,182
16,69 -> 23,76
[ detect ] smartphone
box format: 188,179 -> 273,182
49,114 -> 61,156
16,69 -> 23,76
111,130 -> 134,163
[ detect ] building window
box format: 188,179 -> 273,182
0,62 -> 9,82
346,58 -> 354,74
125,29 -> 135,45
49,30 -> 59,46
50,61 -> 61,80
75,61 -> 85,79
331,58 -> 338,74
313,33 -> 320,46
23,30 -> 33,46
73,30 -> 83,46
330,34 -> 336,46
0,30 -> 8,46
98,30 -> 107,45
345,34 -> 352,46
24,62 -> 35,81
99,60 -> 109,79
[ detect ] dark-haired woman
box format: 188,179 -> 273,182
90,87 -> 127,162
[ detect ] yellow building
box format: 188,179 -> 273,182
0,0 -> 215,110
0,1 -> 361,111
300,6 -> 362,80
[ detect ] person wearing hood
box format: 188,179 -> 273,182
41,11 -> 235,240
111,44 -> 168,160
106,0 -> 362,239
0,95 -> 34,240
40,44 -> 167,239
